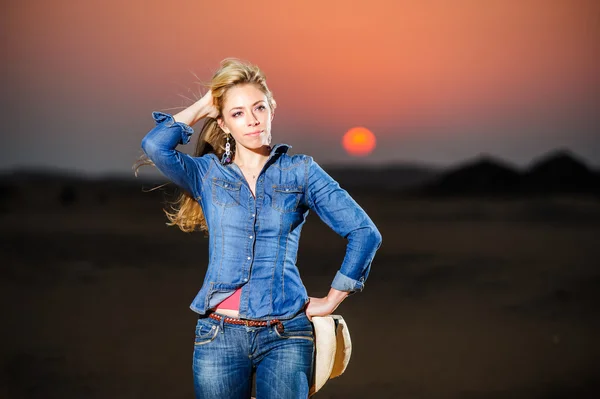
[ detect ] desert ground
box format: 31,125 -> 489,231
1,180 -> 599,398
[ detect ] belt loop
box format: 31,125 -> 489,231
219,315 -> 225,334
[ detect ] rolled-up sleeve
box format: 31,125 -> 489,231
305,156 -> 382,294
140,112 -> 209,198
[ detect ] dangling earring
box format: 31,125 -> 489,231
221,133 -> 232,164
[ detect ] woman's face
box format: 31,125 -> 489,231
218,83 -> 273,152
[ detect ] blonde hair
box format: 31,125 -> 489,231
135,58 -> 276,234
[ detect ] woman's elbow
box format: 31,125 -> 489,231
141,135 -> 158,159
369,224 -> 383,250
353,223 -> 382,251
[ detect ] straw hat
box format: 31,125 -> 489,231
309,315 -> 352,396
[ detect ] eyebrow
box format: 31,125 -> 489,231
228,100 -> 266,113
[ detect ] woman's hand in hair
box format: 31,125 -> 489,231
173,90 -> 218,126
198,90 -> 219,119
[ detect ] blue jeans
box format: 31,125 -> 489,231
192,310 -> 315,398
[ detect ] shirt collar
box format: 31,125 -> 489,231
213,143 -> 292,167
269,143 -> 292,156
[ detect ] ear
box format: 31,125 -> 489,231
217,117 -> 230,134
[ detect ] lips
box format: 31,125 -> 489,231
246,130 -> 263,136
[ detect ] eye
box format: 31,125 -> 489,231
256,104 -> 267,112
232,111 -> 242,118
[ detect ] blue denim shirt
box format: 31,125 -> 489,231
141,112 -> 382,320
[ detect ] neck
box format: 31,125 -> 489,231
233,144 -> 271,168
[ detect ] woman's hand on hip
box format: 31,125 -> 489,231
305,288 -> 349,321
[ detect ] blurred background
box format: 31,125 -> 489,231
1,0 -> 599,398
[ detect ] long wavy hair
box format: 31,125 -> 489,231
134,58 -> 277,233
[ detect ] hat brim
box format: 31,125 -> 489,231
330,315 -> 352,379
309,316 -> 336,396
309,315 -> 352,396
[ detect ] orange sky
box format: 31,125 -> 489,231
2,0 -> 599,172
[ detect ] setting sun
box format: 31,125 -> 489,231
342,127 -> 376,157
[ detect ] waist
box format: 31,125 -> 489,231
214,287 -> 242,316
190,279 -> 310,320
213,308 -> 241,318
207,311 -> 285,333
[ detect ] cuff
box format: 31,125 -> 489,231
151,111 -> 194,145
331,271 -> 365,294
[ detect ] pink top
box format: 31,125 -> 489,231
215,287 -> 242,310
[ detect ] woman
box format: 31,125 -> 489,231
138,58 -> 382,398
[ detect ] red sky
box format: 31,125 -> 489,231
2,0 -> 599,173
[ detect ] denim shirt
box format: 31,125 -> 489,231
141,112 -> 382,320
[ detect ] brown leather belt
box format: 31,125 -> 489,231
209,313 -> 284,333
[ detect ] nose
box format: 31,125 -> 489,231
248,113 -> 260,126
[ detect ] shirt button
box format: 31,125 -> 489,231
249,235 -> 253,239
251,214 -> 255,217
243,278 -> 248,282
247,257 -> 251,260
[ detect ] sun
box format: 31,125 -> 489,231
342,127 -> 376,156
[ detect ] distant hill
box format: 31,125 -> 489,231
420,149 -> 600,197
323,163 -> 440,192
523,149 -> 600,195
1,149 -> 598,202
419,156 -> 521,196
0,168 -> 171,210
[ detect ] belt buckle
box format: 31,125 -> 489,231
244,319 -> 250,327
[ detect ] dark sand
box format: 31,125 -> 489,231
1,185 -> 599,398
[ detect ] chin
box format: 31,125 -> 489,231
243,135 -> 269,147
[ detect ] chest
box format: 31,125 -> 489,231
201,163 -> 307,224
238,169 -> 259,198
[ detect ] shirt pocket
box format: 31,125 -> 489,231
211,178 -> 242,207
271,184 -> 304,213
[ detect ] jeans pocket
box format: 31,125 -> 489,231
194,319 -> 219,345
273,314 -> 314,341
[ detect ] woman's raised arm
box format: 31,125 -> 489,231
140,92 -> 217,198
